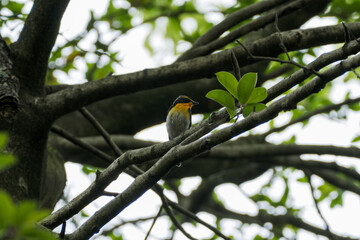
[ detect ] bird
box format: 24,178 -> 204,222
166,95 -> 199,140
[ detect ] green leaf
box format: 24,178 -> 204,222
0,132 -> 8,150
14,201 -> 50,227
0,154 -> 16,172
225,108 -> 236,119
255,103 -> 267,112
296,175 -> 308,183
81,210 -> 89,218
352,136 -> 360,143
0,191 -> 14,229
206,90 -> 237,118
237,72 -> 257,105
247,87 -> 267,104
317,182 -> 334,202
254,235 -> 266,240
282,135 -> 296,144
19,227 -> 57,240
242,104 -> 255,117
242,103 -> 266,117
109,232 -> 124,240
279,183 -> 289,205
215,71 -> 238,98
330,191 -> 344,208
82,165 -> 97,175
5,1 -> 25,15
206,89 -> 236,111
349,102 -> 360,111
212,192 -> 225,208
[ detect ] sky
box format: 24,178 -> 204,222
5,0 -> 358,239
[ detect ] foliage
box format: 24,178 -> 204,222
206,71 -> 267,118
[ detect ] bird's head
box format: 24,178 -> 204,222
170,95 -> 199,111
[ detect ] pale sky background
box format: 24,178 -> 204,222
3,0 -> 359,239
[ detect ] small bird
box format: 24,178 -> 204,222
166,95 -> 199,140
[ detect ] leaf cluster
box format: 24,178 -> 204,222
206,71 -> 267,118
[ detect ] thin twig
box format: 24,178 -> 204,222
192,0 -> 290,47
309,168 -> 360,196
144,206 -> 163,240
258,65 -> 294,84
101,215 -> 160,236
50,125 -> 113,163
167,200 -> 231,240
351,68 -> 360,79
178,0 -> 316,61
59,222 -> 66,239
265,36 -> 360,103
79,107 -> 123,156
262,96 -> 360,137
102,191 -> 119,197
274,13 -> 291,61
231,49 -> 241,80
236,40 -> 322,77
305,172 -> 335,240
160,196 -> 198,240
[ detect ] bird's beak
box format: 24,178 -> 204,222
192,100 -> 199,106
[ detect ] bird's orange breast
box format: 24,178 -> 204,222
172,102 -> 193,112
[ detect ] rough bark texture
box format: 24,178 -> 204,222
0,38 -> 19,121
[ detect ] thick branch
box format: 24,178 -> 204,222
44,22 -> 360,120
10,0 -> 70,94
210,144 -> 360,160
179,0 -> 323,61
192,0 -> 290,47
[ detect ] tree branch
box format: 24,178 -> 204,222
263,156 -> 360,183
305,172 -> 335,240
191,0 -> 291,48
266,37 -> 360,102
78,108 -> 124,156
204,201 -> 357,240
10,0 -> 70,94
178,0 -> 328,61
144,206 -> 163,240
236,39 -> 322,77
50,125 -> 113,164
310,168 -> 360,196
43,22 -> 360,120
209,144 -> 360,160
160,197 -> 198,240
263,96 -> 360,136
